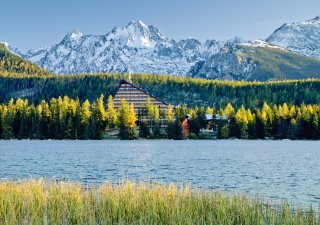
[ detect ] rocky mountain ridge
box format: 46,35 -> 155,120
3,17 -> 320,80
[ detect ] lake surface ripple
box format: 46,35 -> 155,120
0,140 -> 319,207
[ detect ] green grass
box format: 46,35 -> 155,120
0,179 -> 318,225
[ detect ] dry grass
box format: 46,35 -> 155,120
0,179 -> 318,225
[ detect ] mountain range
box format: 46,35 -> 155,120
2,16 -> 320,81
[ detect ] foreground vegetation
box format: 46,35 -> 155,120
0,180 -> 318,225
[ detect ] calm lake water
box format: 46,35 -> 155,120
0,140 -> 319,207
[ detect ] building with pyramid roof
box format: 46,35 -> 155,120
113,79 -> 169,115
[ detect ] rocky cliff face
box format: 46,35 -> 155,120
19,21 -> 228,76
188,40 -> 257,80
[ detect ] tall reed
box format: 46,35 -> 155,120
0,179 -> 318,225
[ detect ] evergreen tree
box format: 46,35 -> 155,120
1,105 -> 14,139
235,106 -> 249,138
166,105 -> 175,139
107,95 -> 117,128
92,94 -> 107,139
117,99 -> 137,140
139,121 -> 150,138
80,100 -> 91,139
173,116 -> 183,140
127,104 -> 137,139
152,106 -> 161,138
220,124 -> 230,139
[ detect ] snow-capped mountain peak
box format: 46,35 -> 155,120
106,20 -> 166,48
13,17 -> 320,80
66,29 -> 83,40
61,29 -> 83,46
14,20 -> 251,76
267,16 -> 320,58
19,21 -> 196,74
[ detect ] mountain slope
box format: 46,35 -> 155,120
267,16 -> 320,59
0,43 -> 49,76
241,44 -> 320,81
189,41 -> 320,81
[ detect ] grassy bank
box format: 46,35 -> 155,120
0,180 -> 318,225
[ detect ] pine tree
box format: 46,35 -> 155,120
152,106 -> 161,137
220,124 -> 230,139
139,121 -> 150,138
107,95 -> 117,128
117,99 -> 137,139
92,94 -> 107,139
166,105 -> 174,123
80,100 -> 91,139
288,118 -> 298,139
235,106 -> 248,138
1,105 -> 14,139
127,103 -> 137,139
117,99 -> 129,139
166,105 -> 175,139
173,116 -> 183,140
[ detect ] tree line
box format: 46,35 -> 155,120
0,94 -> 179,140
216,102 -> 320,140
1,95 -> 320,140
1,73 -> 320,109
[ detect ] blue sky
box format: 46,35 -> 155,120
1,0 -> 320,51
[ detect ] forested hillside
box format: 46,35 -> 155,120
0,43 -> 49,76
1,73 -> 320,108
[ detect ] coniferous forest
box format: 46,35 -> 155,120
1,93 -> 320,140
1,73 -> 320,109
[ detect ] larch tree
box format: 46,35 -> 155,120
92,94 -> 107,139
127,103 -> 137,139
117,99 -> 130,139
80,100 -> 91,139
107,95 -> 117,128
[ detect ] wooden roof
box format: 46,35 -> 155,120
112,79 -> 169,112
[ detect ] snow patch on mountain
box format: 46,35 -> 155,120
188,42 -> 257,80
267,16 -> 320,58
0,42 -> 22,56
241,39 -> 285,50
0,42 -> 10,49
